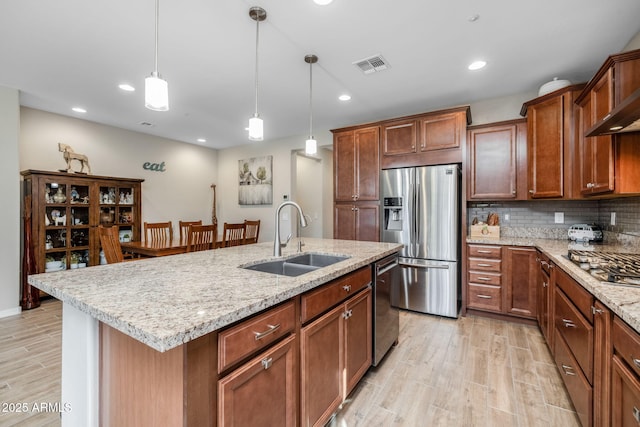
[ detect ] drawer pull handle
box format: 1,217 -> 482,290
477,263 -> 492,267
254,324 -> 281,341
343,285 -> 352,292
477,294 -> 492,299
540,260 -> 549,268
634,406 -> 640,424
633,358 -> 640,370
542,281 -> 548,288
261,357 -> 273,370
477,277 -> 491,281
477,250 -> 492,254
562,319 -> 576,328
561,364 -> 576,376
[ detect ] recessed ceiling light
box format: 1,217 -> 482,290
468,14 -> 480,22
119,84 -> 135,92
313,0 -> 333,5
339,94 -> 351,101
72,107 -> 87,113
468,60 -> 487,71
197,138 -> 207,143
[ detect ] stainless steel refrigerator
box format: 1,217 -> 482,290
380,164 -> 460,318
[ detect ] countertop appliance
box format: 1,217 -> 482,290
372,253 -> 399,366
381,164 -> 461,317
567,250 -> 640,286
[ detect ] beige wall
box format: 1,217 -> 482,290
0,87 -> 21,316
19,108 -> 219,238
216,131 -> 333,245
624,30 -> 640,51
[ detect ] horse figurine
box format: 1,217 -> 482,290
58,143 -> 91,174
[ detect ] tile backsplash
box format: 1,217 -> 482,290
468,196 -> 640,240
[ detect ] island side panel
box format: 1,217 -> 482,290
100,324 -> 185,427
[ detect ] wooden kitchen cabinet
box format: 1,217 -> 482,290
381,106 -> 471,169
333,126 -> 380,202
333,202 -> 379,242
503,246 -> 537,319
575,49 -> 640,198
536,251 -> 555,351
22,170 -> 143,294
612,315 -> 640,427
593,301 -> 611,427
218,335 -> 297,427
300,267 -> 372,427
467,244 -> 503,313
467,119 -> 527,200
521,84 -> 584,199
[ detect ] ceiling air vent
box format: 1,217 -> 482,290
353,54 -> 390,74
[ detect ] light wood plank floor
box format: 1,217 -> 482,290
329,310 -> 581,427
0,300 -> 579,427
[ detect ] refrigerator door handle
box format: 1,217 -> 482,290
399,261 -> 450,270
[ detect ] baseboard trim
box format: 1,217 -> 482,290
0,306 -> 22,319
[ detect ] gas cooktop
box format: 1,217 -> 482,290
567,250 -> 640,286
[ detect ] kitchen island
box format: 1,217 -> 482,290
28,238 -> 402,427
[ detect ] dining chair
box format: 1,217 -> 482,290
244,220 -> 260,244
222,223 -> 246,247
98,225 -> 125,263
144,221 -> 173,242
186,224 -> 217,252
179,220 -> 202,244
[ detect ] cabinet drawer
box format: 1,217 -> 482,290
612,355 -> 640,427
218,301 -> 295,373
556,267 -> 593,322
467,284 -> 501,312
468,258 -> 501,273
468,244 -> 501,259
613,316 -> 640,378
468,271 -> 501,286
554,288 -> 593,382
554,329 -> 593,427
301,267 -> 371,324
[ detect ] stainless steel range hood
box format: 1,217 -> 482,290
586,87 -> 640,136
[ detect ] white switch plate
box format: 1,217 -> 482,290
504,214 -> 510,221
611,212 -> 616,225
554,212 -> 564,224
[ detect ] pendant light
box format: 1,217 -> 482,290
304,54 -> 318,155
145,0 -> 169,111
248,7 -> 267,141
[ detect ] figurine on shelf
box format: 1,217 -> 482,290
52,187 -> 66,203
58,143 -> 91,174
70,187 -> 79,202
119,192 -> 126,204
108,188 -> 116,204
45,187 -> 51,203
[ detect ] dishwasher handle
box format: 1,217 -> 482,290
376,256 -> 399,276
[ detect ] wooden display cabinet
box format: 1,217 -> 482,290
21,170 -> 143,279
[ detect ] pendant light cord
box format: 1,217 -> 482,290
254,17 -> 260,116
308,61 -> 313,138
154,0 -> 159,73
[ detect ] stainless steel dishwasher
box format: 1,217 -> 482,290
372,253 -> 400,366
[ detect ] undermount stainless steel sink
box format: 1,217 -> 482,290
242,253 -> 350,277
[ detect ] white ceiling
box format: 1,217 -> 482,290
2,0 -> 640,150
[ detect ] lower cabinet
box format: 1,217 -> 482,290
466,244 -> 537,320
301,287 -> 372,427
536,250 -> 555,349
218,335 -> 297,427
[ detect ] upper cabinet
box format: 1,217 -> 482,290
381,106 -> 471,169
467,119 -> 527,200
521,84 -> 585,199
333,126 -> 380,202
575,48 -> 640,197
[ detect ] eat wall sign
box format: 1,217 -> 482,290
143,161 -> 166,172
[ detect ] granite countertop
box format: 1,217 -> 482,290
28,238 -> 402,353
467,236 -> 640,333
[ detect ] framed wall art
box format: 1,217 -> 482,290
238,155 -> 273,205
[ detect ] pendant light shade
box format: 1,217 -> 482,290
145,0 -> 169,111
248,7 -> 266,141
304,54 -> 318,155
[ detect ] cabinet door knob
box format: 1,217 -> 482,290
512,190 -> 516,195
634,406 -> 640,424
343,285 -> 351,292
529,189 -> 534,194
542,281 -> 548,288
261,357 -> 273,370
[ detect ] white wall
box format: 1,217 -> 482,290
468,90 -> 538,125
19,108 -> 219,238
624,30 -> 640,51
216,131 -> 333,245
0,87 -> 21,317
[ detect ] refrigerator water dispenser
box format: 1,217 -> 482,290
383,197 -> 403,231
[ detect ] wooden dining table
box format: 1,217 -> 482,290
120,240 -> 188,258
